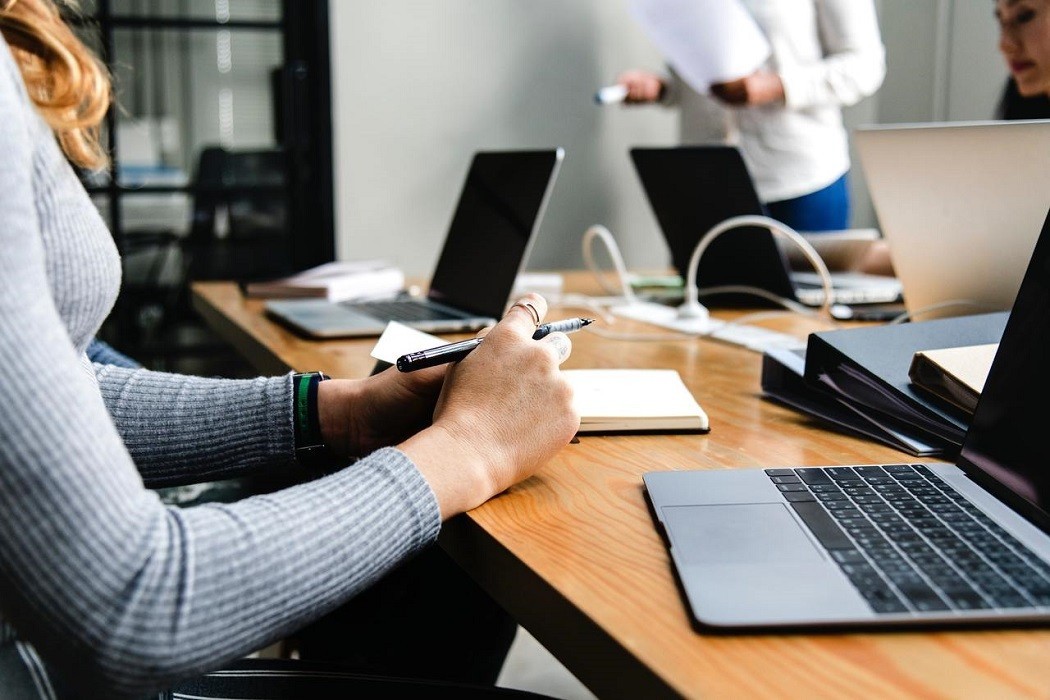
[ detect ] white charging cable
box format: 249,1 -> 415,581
575,218 -> 838,345
581,224 -> 639,303
578,224 -> 696,340
889,299 -> 995,324
679,214 -> 836,321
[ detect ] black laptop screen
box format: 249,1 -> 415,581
427,150 -> 560,318
958,208 -> 1050,531
630,146 -> 797,302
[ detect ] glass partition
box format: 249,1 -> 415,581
71,0 -> 333,370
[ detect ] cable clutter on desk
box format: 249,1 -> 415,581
561,215 -> 842,351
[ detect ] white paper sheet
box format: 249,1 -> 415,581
628,0 -> 771,94
370,322 -> 446,364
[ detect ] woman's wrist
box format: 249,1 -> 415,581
316,378 -> 359,457
399,422 -> 495,520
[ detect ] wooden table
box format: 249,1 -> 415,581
192,278 -> 1050,699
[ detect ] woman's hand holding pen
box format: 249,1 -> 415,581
400,293 -> 580,518
315,292 -> 580,517
317,363 -> 448,458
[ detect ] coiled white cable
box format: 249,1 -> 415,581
679,214 -> 835,321
575,219 -> 840,343
581,224 -> 639,303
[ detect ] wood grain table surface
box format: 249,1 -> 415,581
192,276 -> 1050,699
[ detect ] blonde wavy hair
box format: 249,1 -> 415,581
0,0 -> 110,169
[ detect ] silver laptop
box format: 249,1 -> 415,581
644,208 -> 1050,630
630,146 -> 902,307
856,120 -> 1050,321
266,149 -> 563,338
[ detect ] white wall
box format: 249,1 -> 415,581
844,0 -> 1005,229
873,0 -> 1003,124
331,0 -> 676,275
331,0 -> 1009,273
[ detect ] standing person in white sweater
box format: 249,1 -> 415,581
0,0 -> 578,697
617,0 -> 885,232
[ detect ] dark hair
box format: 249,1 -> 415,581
997,77 -> 1050,120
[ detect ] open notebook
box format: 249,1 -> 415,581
370,323 -> 709,433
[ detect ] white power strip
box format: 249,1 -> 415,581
610,301 -> 806,353
707,324 -> 806,352
610,301 -> 721,334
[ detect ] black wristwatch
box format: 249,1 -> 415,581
292,371 -> 331,467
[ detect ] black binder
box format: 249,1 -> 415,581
762,347 -> 948,456
801,312 -> 1009,453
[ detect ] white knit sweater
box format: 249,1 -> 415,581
666,0 -> 886,202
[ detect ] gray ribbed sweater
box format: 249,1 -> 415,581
0,37 -> 441,698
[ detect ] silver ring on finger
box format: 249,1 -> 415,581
512,301 -> 541,326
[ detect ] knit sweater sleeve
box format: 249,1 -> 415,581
0,45 -> 442,698
779,0 -> 886,110
94,364 -> 300,487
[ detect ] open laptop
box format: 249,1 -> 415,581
265,149 -> 563,338
644,207 -> 1050,630
856,120 -> 1050,321
630,146 -> 902,307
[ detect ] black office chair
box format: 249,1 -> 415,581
182,147 -> 291,283
118,146 -> 291,369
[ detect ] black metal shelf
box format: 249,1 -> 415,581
66,15 -> 282,31
76,0 -> 335,371
86,184 -> 288,196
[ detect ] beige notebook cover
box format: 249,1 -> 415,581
563,369 -> 709,433
909,343 -> 998,415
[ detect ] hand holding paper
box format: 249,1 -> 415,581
628,0 -> 771,96
709,71 -> 785,107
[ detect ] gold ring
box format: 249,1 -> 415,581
512,301 -> 541,326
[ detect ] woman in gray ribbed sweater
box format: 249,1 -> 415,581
0,1 -> 579,697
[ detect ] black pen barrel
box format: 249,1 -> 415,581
399,318 -> 593,371
397,338 -> 481,372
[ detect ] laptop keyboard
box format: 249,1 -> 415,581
764,464 -> 1050,614
344,300 -> 466,323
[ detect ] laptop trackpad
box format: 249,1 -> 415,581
664,504 -> 824,566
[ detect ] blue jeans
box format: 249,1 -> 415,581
764,173 -> 850,232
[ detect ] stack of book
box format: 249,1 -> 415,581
761,312 -> 1008,457
245,260 -> 404,302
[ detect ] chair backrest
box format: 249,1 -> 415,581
184,146 -> 290,282
225,150 -> 287,240
187,146 -> 230,245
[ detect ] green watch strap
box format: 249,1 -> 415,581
292,371 -> 330,459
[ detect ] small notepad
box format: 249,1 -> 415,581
564,369 -> 709,433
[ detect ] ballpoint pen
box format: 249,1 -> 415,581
396,318 -> 595,372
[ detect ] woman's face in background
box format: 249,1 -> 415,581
998,0 -> 1050,96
